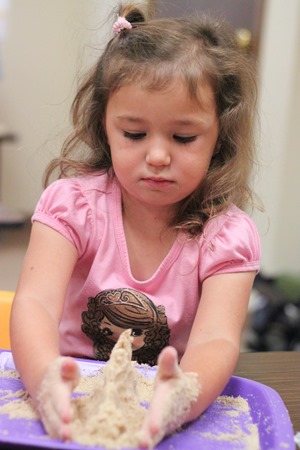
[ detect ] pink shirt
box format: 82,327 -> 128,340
32,173 -> 260,365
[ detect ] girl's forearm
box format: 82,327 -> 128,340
179,337 -> 240,422
10,295 -> 61,399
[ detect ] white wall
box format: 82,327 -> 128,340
1,0 -> 300,276
0,0 -> 115,212
253,0 -> 300,276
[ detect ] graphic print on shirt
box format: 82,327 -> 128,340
81,288 -> 170,365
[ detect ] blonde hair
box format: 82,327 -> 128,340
44,1 -> 259,236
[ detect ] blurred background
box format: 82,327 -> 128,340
0,0 -> 299,350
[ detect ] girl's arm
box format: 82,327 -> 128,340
180,270 -> 255,419
10,221 -> 79,439
140,270 -> 255,448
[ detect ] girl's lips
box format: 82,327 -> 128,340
142,177 -> 174,188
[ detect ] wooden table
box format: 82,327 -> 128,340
235,351 -> 300,434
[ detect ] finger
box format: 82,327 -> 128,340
39,401 -> 64,439
44,411 -> 72,441
157,346 -> 179,380
139,417 -> 158,449
56,387 -> 73,423
60,422 -> 72,441
138,429 -> 151,449
42,394 -> 73,440
60,358 -> 80,389
41,379 -> 73,435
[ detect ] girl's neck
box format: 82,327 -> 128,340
121,190 -> 177,239
120,190 -> 179,281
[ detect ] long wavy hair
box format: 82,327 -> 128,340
44,1 -> 259,236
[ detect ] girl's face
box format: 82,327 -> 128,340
105,78 -> 219,216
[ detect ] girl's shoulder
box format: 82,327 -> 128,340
197,205 -> 261,280
36,172 -> 116,213
32,172 -> 116,257
203,204 -> 259,241
34,171 -> 116,225
44,172 -> 113,197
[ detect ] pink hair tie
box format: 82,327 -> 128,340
112,16 -> 133,35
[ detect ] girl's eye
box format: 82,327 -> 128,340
174,135 -> 197,144
124,131 -> 146,140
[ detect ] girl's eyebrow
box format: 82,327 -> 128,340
173,119 -> 208,126
115,115 -> 144,123
115,115 -> 209,126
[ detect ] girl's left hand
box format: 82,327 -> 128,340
138,346 -> 200,448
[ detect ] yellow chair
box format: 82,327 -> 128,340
0,291 -> 14,350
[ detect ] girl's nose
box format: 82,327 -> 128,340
145,141 -> 171,167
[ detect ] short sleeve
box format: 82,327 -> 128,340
32,178 -> 94,257
199,205 -> 261,282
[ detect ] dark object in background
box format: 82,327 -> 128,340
246,274 -> 300,351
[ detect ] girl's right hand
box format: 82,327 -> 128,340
35,356 -> 80,440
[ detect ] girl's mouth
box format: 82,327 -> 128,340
142,177 -> 174,188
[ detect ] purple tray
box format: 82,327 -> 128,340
0,351 -> 295,450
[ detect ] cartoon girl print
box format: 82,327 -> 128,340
81,288 -> 170,365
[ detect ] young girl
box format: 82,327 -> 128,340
10,1 -> 261,447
